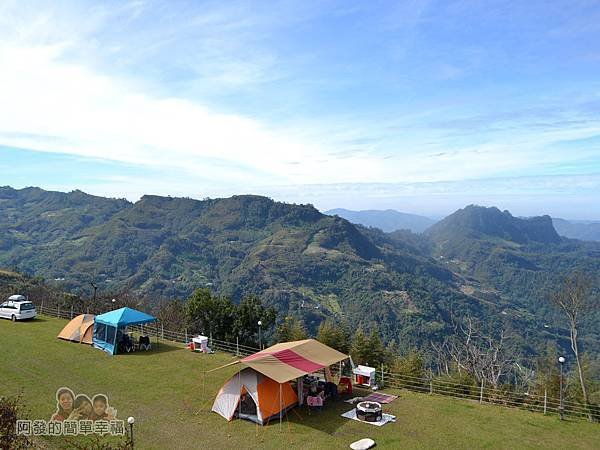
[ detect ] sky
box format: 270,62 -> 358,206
1,0 -> 600,219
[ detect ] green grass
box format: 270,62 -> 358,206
1,316 -> 598,449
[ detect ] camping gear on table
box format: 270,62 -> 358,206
192,335 -> 211,353
356,401 -> 382,422
57,314 -> 95,344
212,367 -> 297,425
353,365 -> 376,387
92,307 -> 157,355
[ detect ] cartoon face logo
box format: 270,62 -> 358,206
51,388 -> 117,422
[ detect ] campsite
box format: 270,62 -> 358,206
2,315 -> 599,450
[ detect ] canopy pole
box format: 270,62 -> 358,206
279,383 -> 282,431
238,370 -> 242,420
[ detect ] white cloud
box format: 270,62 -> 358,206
0,40 -> 533,187
1,2 -> 600,194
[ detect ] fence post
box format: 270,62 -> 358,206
185,329 -> 188,344
161,323 -> 164,339
544,389 -> 547,415
479,379 -> 484,403
40,300 -> 44,315
429,369 -> 433,394
70,305 -> 73,319
58,305 -> 61,318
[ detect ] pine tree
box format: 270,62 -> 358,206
276,315 -> 308,342
367,329 -> 385,367
393,349 -> 425,379
317,319 -> 350,354
350,327 -> 371,365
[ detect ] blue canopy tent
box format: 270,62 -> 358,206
93,307 -> 157,355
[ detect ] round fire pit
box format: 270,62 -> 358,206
355,401 -> 382,422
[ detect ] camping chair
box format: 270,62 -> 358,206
306,394 -> 323,412
139,335 -> 151,351
124,334 -> 135,352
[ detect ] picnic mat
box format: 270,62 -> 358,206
362,392 -> 398,404
341,409 -> 396,427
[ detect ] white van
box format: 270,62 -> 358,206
0,295 -> 37,321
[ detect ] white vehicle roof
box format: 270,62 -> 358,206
8,294 -> 27,301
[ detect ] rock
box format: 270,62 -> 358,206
350,438 -> 376,449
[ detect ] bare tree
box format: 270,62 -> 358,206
551,271 -> 598,420
431,339 -> 451,376
431,318 -> 513,389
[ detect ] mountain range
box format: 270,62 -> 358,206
1,186 -> 598,359
324,208 -> 436,233
552,218 -> 600,242
325,207 -> 600,242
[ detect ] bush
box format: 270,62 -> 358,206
0,393 -> 31,450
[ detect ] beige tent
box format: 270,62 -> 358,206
212,368 -> 298,425
57,314 -> 95,344
211,339 -> 349,425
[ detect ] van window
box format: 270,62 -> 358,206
19,303 -> 35,311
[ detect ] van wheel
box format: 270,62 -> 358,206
11,315 -> 16,322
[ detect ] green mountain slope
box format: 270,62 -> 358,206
0,187 -> 483,350
1,188 -> 598,359
426,205 -> 600,355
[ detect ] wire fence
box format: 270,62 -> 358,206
37,303 -> 260,357
36,303 -> 597,422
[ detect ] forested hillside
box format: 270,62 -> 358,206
1,187 -> 598,360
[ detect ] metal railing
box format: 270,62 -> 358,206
37,303 -> 596,421
37,303 -> 260,357
378,370 -> 597,420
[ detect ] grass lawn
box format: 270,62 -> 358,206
1,316 -> 599,449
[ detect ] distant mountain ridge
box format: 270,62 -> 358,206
324,208 -> 436,233
426,205 -> 562,246
552,218 -> 600,242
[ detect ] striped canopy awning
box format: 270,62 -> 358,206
212,339 -> 349,383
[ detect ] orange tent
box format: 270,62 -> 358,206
211,339 -> 349,425
212,368 -> 297,425
57,314 -> 95,344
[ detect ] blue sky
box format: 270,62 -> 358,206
1,0 -> 599,218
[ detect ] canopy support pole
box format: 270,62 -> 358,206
279,383 -> 282,431
238,370 -> 242,420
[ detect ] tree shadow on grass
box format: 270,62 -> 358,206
118,340 -> 183,356
280,395 -> 357,435
23,316 -> 49,322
